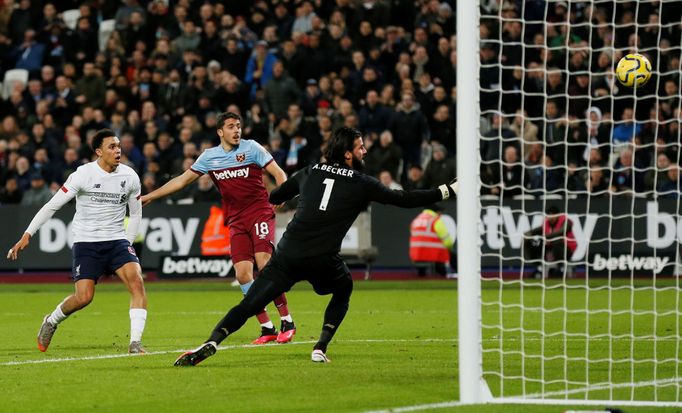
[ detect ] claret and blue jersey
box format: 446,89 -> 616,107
190,139 -> 275,225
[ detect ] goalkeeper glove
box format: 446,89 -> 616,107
438,179 -> 459,200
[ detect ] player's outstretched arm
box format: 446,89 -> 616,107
368,177 -> 459,208
141,169 -> 200,206
265,160 -> 287,186
269,169 -> 303,204
7,187 -> 75,260
7,233 -> 31,260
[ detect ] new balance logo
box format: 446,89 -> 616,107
212,168 -> 250,180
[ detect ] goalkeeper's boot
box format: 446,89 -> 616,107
276,320 -> 296,343
311,349 -> 330,363
251,326 -> 278,344
37,315 -> 57,352
174,342 -> 217,367
128,341 -> 146,354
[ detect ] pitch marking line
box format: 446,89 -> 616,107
363,377 -> 682,412
0,338 -> 456,366
363,401 -> 463,412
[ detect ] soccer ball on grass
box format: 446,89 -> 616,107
615,53 -> 652,88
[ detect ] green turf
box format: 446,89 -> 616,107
0,280 -> 680,413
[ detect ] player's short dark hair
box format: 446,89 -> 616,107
216,111 -> 242,129
325,127 -> 362,165
91,129 -> 116,151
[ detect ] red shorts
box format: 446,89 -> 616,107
229,214 -> 276,264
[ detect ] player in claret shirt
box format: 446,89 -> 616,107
7,129 -> 147,354
142,112 -> 295,344
174,127 -> 459,366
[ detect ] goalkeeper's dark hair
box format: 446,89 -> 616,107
325,127 -> 362,165
91,129 -> 117,152
216,111 -> 242,129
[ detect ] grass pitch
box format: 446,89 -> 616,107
0,280 -> 679,413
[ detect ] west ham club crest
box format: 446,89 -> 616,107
236,153 -> 245,162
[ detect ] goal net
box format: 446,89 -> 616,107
457,0 -> 682,407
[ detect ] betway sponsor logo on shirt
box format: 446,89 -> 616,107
212,167 -> 249,180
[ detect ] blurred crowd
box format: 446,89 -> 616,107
0,0 -> 679,207
480,0 -> 682,198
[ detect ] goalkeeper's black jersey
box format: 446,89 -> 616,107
269,162 -> 443,258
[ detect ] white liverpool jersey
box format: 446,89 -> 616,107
61,162 -> 141,242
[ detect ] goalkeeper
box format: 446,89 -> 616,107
523,205 -> 577,278
173,127 -> 460,366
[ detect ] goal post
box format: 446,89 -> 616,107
456,0 -> 488,404
456,0 -> 682,407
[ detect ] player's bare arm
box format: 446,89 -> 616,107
265,160 -> 288,210
265,161 -> 287,186
141,169 -> 200,206
7,182 -> 75,260
269,170 -> 302,204
7,233 -> 31,260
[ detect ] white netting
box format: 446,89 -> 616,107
477,0 -> 682,404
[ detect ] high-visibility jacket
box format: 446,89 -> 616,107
543,214 -> 577,253
201,205 -> 231,256
409,209 -> 452,264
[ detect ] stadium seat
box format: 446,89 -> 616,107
98,19 -> 116,52
2,69 -> 29,100
62,9 -> 81,30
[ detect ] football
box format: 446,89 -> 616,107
616,53 -> 652,87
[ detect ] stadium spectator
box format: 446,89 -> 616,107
11,29 -> 44,74
429,104 -> 454,155
192,174 -> 222,204
509,109 -> 539,158
267,135 -> 287,167
75,63 -> 106,109
494,145 -> 524,198
404,164 -> 427,191
20,172 -> 52,206
240,103 -> 268,144
409,203 -> 456,278
388,91 -> 430,174
263,60 -> 301,119
658,164 -> 681,199
0,177 -> 22,205
364,129 -> 402,179
527,153 -> 563,197
300,78 -> 321,117
644,152 -> 673,192
423,143 -> 456,189
523,205 -> 577,279
0,0 -> 678,209
379,170 -> 402,190
70,17 -> 98,65
612,107 -> 642,147
610,146 -> 644,193
358,89 -> 393,138
586,167 -> 610,197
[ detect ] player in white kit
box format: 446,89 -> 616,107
7,129 -> 148,354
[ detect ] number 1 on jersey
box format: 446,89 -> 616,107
319,178 -> 335,211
